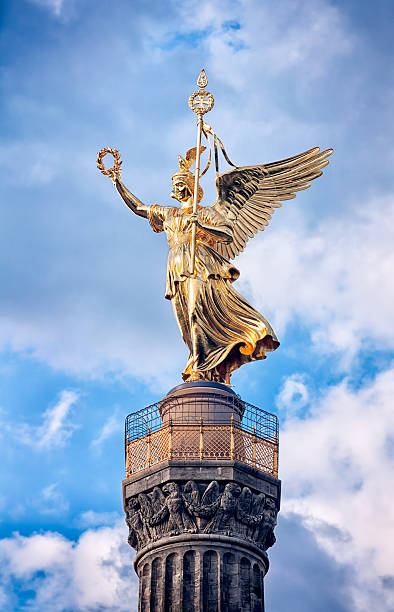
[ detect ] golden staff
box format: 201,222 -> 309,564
188,69 -> 215,275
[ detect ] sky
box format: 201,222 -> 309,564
0,0 -> 394,610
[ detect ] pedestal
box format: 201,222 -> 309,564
123,383 -> 280,612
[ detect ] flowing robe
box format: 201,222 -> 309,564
147,204 -> 279,383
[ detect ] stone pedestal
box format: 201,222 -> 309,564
159,382 -> 245,426
123,383 -> 280,612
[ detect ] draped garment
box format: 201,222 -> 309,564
147,204 -> 279,383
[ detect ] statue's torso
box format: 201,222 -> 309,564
153,206 -> 239,298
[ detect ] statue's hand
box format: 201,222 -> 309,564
190,212 -> 199,223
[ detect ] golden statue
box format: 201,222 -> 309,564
97,70 -> 332,385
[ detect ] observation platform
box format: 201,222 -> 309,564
125,382 -> 279,478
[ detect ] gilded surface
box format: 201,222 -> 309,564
125,422 -> 278,478
98,71 -> 333,384
96,147 -> 122,181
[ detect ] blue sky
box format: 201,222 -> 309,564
1,0 -> 394,609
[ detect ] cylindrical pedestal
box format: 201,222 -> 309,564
136,533 -> 267,612
123,383 -> 280,612
159,382 -> 245,426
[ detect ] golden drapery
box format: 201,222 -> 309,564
148,204 -> 279,384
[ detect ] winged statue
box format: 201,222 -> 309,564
98,71 -> 332,385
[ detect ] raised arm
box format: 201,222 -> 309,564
115,179 -> 149,219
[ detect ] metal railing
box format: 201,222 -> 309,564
125,395 -> 279,478
126,394 -> 278,442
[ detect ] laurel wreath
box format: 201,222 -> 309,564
96,147 -> 122,181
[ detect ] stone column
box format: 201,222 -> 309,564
123,383 -> 280,612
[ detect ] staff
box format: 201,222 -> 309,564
188,69 -> 214,275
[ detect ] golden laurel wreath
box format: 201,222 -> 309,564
96,147 -> 122,181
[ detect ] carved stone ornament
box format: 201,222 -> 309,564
125,480 -> 278,553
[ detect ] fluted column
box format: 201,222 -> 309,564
135,540 -> 267,612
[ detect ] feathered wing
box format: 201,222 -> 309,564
201,481 -> 220,506
212,147 -> 333,259
150,486 -> 166,513
237,487 -> 252,515
183,480 -> 201,506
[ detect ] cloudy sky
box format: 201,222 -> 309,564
1,0 -> 394,609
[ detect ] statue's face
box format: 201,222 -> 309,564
163,482 -> 178,494
171,177 -> 192,204
226,483 -> 241,497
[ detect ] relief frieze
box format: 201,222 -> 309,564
125,480 -> 278,553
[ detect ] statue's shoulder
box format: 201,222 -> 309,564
149,204 -> 179,218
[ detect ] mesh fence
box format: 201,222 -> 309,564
125,392 -> 279,478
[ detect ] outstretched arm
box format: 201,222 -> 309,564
115,179 -> 149,219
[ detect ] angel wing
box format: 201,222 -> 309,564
237,486 -> 252,525
201,480 -> 220,506
150,486 -> 166,514
212,147 -> 333,260
183,480 -> 201,507
250,492 -> 265,517
137,493 -> 152,518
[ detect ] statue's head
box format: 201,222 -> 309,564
128,497 -> 139,510
171,172 -> 203,206
225,483 -> 241,497
163,482 -> 179,495
171,146 -> 204,206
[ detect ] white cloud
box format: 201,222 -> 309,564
19,390 -> 79,450
279,366 -> 394,611
276,374 -> 310,417
76,510 -> 121,529
0,523 -> 137,611
184,0 -> 354,86
91,411 -> 122,449
239,193 -> 394,369
33,484 -> 70,516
